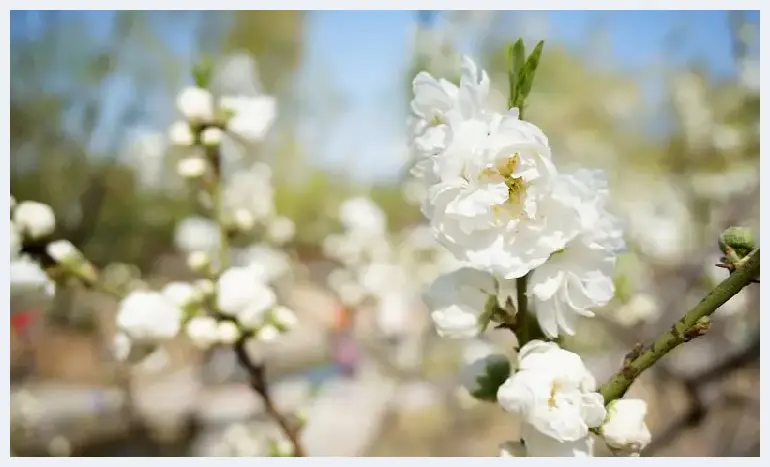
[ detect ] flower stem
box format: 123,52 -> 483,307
599,248 -> 760,403
210,146 -> 229,274
513,273 -> 531,344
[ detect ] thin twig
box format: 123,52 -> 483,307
233,336 -> 306,457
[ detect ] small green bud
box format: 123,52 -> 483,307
192,55 -> 214,89
719,226 -> 754,258
462,353 -> 511,402
267,438 -> 295,457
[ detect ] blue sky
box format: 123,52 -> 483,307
300,10 -> 758,181
11,10 -> 760,181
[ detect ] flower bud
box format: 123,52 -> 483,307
216,321 -> 240,344
185,316 -> 220,349
600,398 -> 651,456
719,226 -> 754,258
270,306 -> 298,332
201,127 -> 223,147
187,250 -> 211,273
47,240 -> 98,285
256,324 -> 280,342
176,156 -> 207,179
232,208 -> 255,232
176,86 -> 214,123
161,281 -> 201,310
267,438 -> 294,457
13,201 -> 55,240
168,121 -> 195,146
461,353 -> 511,402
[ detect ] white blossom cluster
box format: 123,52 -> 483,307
409,56 -> 651,456
113,65 -> 298,366
323,197 -> 457,339
9,198 -> 100,319
10,197 -> 56,312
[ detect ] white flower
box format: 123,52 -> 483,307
423,107 -> 576,279
266,216 -> 295,244
13,201 -> 55,239
176,86 -> 214,123
339,197 -> 387,237
185,316 -> 220,349
499,440 -> 527,457
217,321 -> 241,344
217,265 -> 277,328
11,256 -> 55,308
270,306 -> 298,331
256,324 -> 280,341
161,281 -> 200,309
424,267 -> 498,338
600,398 -> 651,455
223,162 -> 275,221
176,156 -> 207,178
521,423 -> 595,457
116,290 -> 182,341
231,208 -> 255,232
187,251 -> 211,272
527,242 -> 616,338
220,94 -> 277,141
46,240 -> 79,263
374,291 -> 412,337
562,169 -> 625,252
497,340 -> 606,443
234,245 -> 292,284
201,127 -> 223,146
175,217 -> 220,253
615,293 -> 660,326
525,171 -> 621,337
168,121 -> 195,146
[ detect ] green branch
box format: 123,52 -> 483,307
599,248 -> 760,403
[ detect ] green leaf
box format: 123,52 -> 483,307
192,55 -> 214,89
517,40 -> 545,101
507,39 -> 527,110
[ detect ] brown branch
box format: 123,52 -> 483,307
232,336 -> 306,457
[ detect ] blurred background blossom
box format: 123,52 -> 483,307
10,10 -> 759,457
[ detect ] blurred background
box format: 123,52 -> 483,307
9,10 -> 760,457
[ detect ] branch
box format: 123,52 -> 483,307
599,248 -> 760,403
233,336 -> 306,457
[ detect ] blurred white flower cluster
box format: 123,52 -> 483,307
323,197 -> 458,339
10,197 -> 56,313
408,55 -> 650,457
112,58 -> 299,369
9,197 -> 99,318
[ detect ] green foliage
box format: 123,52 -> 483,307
507,39 -> 545,112
470,355 -> 511,402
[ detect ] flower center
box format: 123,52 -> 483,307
548,380 -> 563,409
482,154 -> 532,223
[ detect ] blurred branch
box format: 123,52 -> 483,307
233,336 -> 306,457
